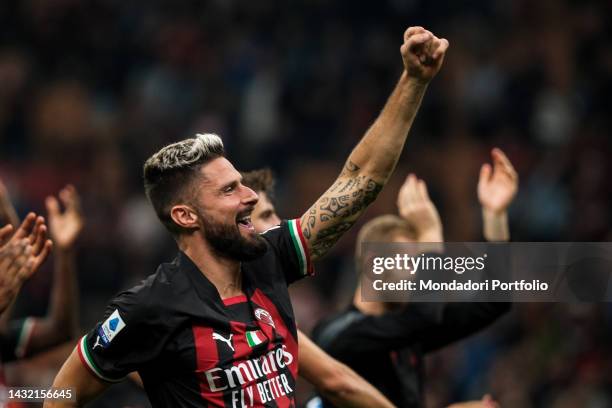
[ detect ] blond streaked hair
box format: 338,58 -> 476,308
143,133 -> 225,234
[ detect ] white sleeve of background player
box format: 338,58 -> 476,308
0,317 -> 36,362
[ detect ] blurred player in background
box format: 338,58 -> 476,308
0,179 -> 50,316
242,168 -> 395,407
0,214 -> 51,316
310,148 -> 518,407
47,26 -> 448,407
0,183 -> 82,405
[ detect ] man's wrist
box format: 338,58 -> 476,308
482,208 -> 509,242
482,206 -> 508,217
400,70 -> 430,89
55,245 -> 75,255
482,207 -> 509,224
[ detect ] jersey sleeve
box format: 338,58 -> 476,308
314,305 -> 444,356
260,219 -> 314,285
417,302 -> 511,352
314,302 -> 510,356
0,317 -> 36,362
77,290 -> 166,383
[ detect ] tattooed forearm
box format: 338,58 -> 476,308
304,208 -> 316,240
299,61 -> 435,263
319,195 -> 351,221
315,221 -> 354,240
301,172 -> 383,260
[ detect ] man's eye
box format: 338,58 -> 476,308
223,186 -> 234,193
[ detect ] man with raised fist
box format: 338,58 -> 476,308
48,26 -> 448,407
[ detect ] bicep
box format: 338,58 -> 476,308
301,162 -> 383,261
47,347 -> 110,407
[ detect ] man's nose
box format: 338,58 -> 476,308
242,186 -> 259,205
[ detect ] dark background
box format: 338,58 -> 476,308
1,0 -> 611,406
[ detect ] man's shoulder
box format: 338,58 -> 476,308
258,220 -> 297,248
312,307 -> 366,348
253,219 -> 314,283
244,225 -> 286,271
111,257 -> 193,320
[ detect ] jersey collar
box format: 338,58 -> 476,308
177,251 -> 255,315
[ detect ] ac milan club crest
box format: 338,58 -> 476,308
254,308 -> 275,328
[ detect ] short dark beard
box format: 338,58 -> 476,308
201,214 -> 268,262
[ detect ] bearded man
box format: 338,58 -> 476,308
46,26 -> 448,407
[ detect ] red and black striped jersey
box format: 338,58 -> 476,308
78,219 -> 313,407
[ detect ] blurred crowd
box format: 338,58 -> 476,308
0,0 -> 611,407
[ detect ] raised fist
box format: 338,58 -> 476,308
400,26 -> 449,84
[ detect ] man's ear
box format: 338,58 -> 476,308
170,205 -> 199,230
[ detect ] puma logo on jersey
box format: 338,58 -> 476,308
93,336 -> 103,350
213,332 -> 234,352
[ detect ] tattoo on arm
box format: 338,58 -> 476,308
302,161 -> 383,260
304,208 -> 316,240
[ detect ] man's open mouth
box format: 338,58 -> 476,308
237,213 -> 255,232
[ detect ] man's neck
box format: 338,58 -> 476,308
353,285 -> 388,316
179,235 -> 243,299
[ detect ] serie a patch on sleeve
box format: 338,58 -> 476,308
94,309 -> 127,349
